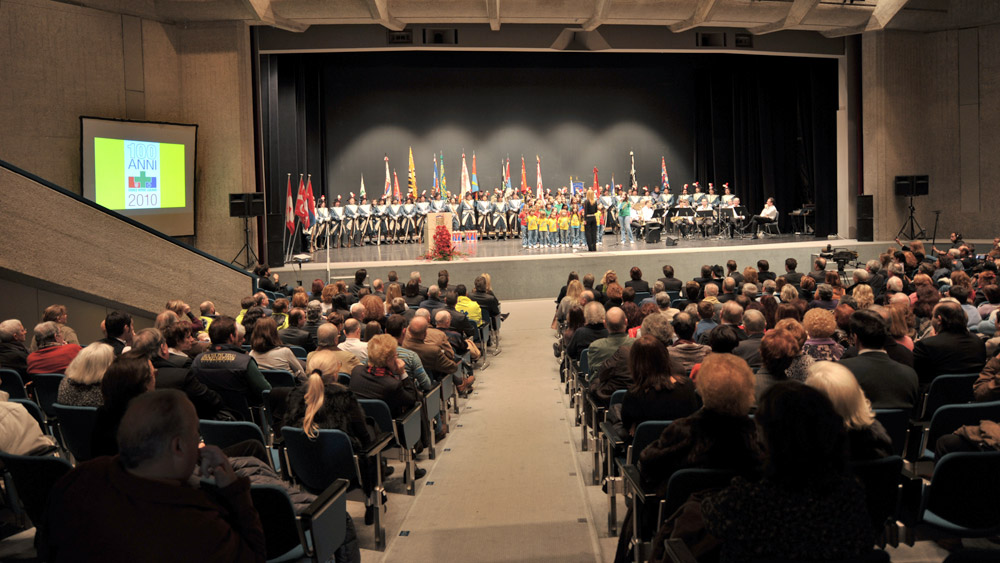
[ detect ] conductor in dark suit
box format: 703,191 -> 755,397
912,301 -> 987,388
838,310 -> 919,411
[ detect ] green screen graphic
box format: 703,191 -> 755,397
93,137 -> 185,210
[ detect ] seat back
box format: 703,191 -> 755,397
0,452 -> 72,526
199,419 -> 266,450
851,455 -> 903,532
424,383 -> 442,423
661,468 -> 736,521
249,484 -> 303,561
203,384 -> 254,421
924,451 -> 1000,533
288,345 -> 308,360
0,368 -> 27,399
873,409 -> 909,457
926,400 -> 1000,449
634,291 -> 652,303
395,403 -> 423,451
609,389 -> 627,409
32,373 -> 65,418
358,399 -> 394,437
261,369 -> 297,388
300,479 -> 350,561
11,399 -> 46,434
630,420 -> 672,464
666,290 -> 680,302
337,372 -> 351,386
922,373 -> 978,419
280,427 -> 360,495
52,404 -> 98,462
578,347 -> 591,381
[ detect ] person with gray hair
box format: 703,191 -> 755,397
308,322 -> 361,374
44,390 -> 267,561
339,318 -> 367,362
742,283 -> 758,301
418,284 -> 444,313
0,319 -> 29,377
567,301 -> 609,360
732,309 -> 766,370
26,321 -> 83,377
57,342 -> 114,407
654,292 -> 680,322
866,259 -> 887,300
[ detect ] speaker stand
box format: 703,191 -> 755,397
231,216 -> 258,269
895,196 -> 926,241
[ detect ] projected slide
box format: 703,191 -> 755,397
93,138 -> 185,210
82,117 -> 197,237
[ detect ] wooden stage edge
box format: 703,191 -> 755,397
272,237 -> 904,300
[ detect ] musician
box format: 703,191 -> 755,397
720,196 -> 747,238
671,198 -> 695,238
748,197 -> 779,240
678,184 -> 691,206
695,198 -> 715,238
721,183 -> 735,206
706,184 -> 719,207
599,189 -> 618,234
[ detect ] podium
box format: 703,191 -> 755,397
425,212 -> 452,252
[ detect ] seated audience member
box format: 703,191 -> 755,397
755,328 -> 814,401
339,318 -> 368,363
948,284 -> 982,329
557,280 -> 584,323
732,310 -> 765,370
402,316 -> 458,384
359,295 -> 386,328
442,292 -> 476,339
620,336 -> 700,436
587,307 -> 634,376
190,317 -> 271,409
806,361 -> 893,460
912,301 -> 987,387
27,321 -> 83,377
303,301 -> 326,347
657,264 -> 683,292
588,313 -> 682,411
700,381 -> 873,563
567,302 -> 609,360
0,393 -> 57,455
717,277 -> 737,303
637,354 -> 762,563
28,305 -> 79,353
418,285 -> 445,313
668,312 -> 711,376
269,298 -> 290,330
802,308 -> 844,362
249,317 -> 306,381
132,328 -> 226,421
98,311 -> 134,356
91,352 -> 157,458
853,283 -> 875,310
0,319 -> 30,378
654,292 -> 680,322
164,299 -> 206,332
308,322 -> 361,374
278,308 -> 313,352
349,268 -> 369,297
625,267 -> 650,294
807,257 -> 827,284
349,334 -> 428,479
809,283 -> 838,311
199,301 -> 218,332
44,390 -> 267,562
362,321 -> 382,342
706,324 -> 741,355
604,283 -> 625,310
454,284 -> 483,327
837,310 -> 918,413
163,321 -> 198,367
403,279 -> 424,307
692,301 -> 718,344
57,342 -> 114,407
433,310 -> 470,361
239,306 -> 266,346
385,315 -> 439,394
469,275 -> 502,324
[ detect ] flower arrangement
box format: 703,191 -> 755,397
420,225 -> 465,261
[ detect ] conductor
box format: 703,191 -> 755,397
584,188 -> 599,252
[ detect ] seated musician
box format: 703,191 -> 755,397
748,197 -> 779,239
695,198 -> 715,237
671,198 -> 695,238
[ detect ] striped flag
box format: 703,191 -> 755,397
661,155 -> 670,191
505,156 -> 512,193
593,166 -> 599,192
305,175 -> 317,226
535,155 -> 543,200
471,152 -> 479,193
440,153 -> 448,197
294,174 -> 310,229
629,150 -> 637,192
408,146 -> 418,199
392,169 -> 401,201
520,156 -> 527,195
285,174 -> 295,233
460,152 -> 471,197
383,155 -> 392,200
432,153 -> 439,194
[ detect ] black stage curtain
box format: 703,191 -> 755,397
694,58 -> 838,237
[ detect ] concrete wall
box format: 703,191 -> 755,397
0,167 -> 253,329
863,26 -> 1000,241
0,0 -> 255,260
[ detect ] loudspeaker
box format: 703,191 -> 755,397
664,236 -> 677,247
644,227 -> 661,243
229,193 -> 267,217
857,195 -> 873,242
265,213 -> 286,267
248,193 -> 266,217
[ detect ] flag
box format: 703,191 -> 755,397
471,152 -> 479,193
460,152 -> 471,197
536,155 -> 543,200
501,159 -> 507,195
611,173 -> 616,195
520,156 -> 527,194
285,175 -> 295,233
359,175 -> 366,198
593,166 -> 599,192
305,175 -> 317,226
661,155 -> 670,191
393,169 -> 401,201
432,153 -> 439,194
629,150 -> 637,192
440,153 -> 448,197
407,146 -> 418,199
505,156 -> 512,192
383,155 -> 391,200
294,174 -> 310,229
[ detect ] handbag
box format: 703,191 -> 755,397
466,338 -> 481,360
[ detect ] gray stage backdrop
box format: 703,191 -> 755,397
321,52 -> 697,199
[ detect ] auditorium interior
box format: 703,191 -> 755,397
3,0 -> 1000,561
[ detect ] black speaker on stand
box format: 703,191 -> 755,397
229,193 -> 266,269
856,195 -> 873,242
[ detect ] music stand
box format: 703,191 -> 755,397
696,209 -> 715,238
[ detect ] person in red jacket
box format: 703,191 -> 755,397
26,321 -> 82,379
43,390 -> 266,562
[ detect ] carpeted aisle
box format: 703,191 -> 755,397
370,298 -> 601,563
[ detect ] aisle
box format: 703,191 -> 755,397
369,298 -> 601,562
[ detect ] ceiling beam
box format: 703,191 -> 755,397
748,0 -> 820,35
487,0 -> 501,31
821,0 -> 910,38
364,0 -> 405,31
669,0 -> 720,33
582,0 -> 612,32
240,0 -> 309,32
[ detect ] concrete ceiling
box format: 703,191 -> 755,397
54,0 -> 1000,37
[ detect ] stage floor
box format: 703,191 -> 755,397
303,232 -> 822,267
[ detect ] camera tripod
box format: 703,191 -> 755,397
896,195 -> 926,240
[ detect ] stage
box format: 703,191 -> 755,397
273,232 -> 891,300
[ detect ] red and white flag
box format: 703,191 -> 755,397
383,155 -> 392,200
305,175 -> 317,226
535,155 -> 544,200
295,174 -> 310,229
285,175 -> 295,233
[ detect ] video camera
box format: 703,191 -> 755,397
820,244 -> 859,271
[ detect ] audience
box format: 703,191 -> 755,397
190,316 -> 271,412
132,328 -> 227,420
587,307 -> 634,376
912,301 -> 987,387
838,309 -> 919,411
802,308 -> 844,361
806,361 -> 893,460
248,317 -> 306,381
0,319 -> 30,378
28,305 -> 79,353
619,335 -> 700,436
27,321 -> 83,377
56,342 -> 114,407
